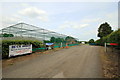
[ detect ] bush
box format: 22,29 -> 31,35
0,33 -> 14,37
88,39 -> 95,43
95,29 -> 120,47
2,40 -> 43,58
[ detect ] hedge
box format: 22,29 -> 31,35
2,40 -> 44,58
0,33 -> 14,37
95,29 -> 120,47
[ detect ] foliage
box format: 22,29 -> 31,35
50,37 -> 56,43
2,40 -> 43,58
55,38 -> 65,43
0,33 -> 14,37
65,36 -> 77,43
49,37 -> 65,43
96,29 -> 120,47
85,41 -> 88,44
88,39 -> 95,43
65,36 -> 74,40
49,36 -> 78,44
97,22 -> 113,38
79,41 -> 82,43
44,40 -> 51,43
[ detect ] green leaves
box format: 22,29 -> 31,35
50,37 -> 65,43
50,37 -> 56,43
96,29 -> 120,47
88,39 -> 95,43
0,33 -> 14,37
98,22 -> 113,38
2,40 -> 43,58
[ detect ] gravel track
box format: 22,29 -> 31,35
3,45 -> 103,78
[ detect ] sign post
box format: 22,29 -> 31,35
104,43 -> 118,53
104,42 -> 107,53
61,42 -> 62,48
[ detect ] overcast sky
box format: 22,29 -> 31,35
1,2 -> 118,41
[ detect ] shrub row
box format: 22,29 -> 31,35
2,40 -> 44,58
0,33 -> 14,37
95,29 -> 120,47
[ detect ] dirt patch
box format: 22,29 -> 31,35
99,46 -> 119,78
2,47 -> 64,68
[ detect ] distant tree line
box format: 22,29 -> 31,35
0,33 -> 14,37
44,36 -> 78,43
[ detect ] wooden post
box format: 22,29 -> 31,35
61,42 -> 62,48
105,42 -> 107,53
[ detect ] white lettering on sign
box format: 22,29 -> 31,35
9,44 -> 32,57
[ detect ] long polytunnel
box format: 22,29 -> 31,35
0,23 -> 78,41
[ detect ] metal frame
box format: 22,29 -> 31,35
0,23 -> 78,41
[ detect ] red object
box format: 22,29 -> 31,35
66,46 -> 69,48
110,43 -> 118,46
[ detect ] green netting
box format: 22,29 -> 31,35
32,47 -> 45,51
68,44 -> 79,46
32,43 -> 79,51
54,46 -> 60,48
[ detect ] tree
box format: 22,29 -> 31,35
60,38 -> 65,42
56,38 -> 60,43
65,36 -> 75,43
44,40 -> 51,43
2,33 -> 14,37
88,39 -> 95,43
55,38 -> 63,43
85,41 -> 88,44
97,22 -> 113,38
50,37 -> 56,43
79,41 -> 82,43
50,37 -> 65,43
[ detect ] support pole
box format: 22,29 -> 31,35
61,42 -> 62,48
105,42 -> 107,53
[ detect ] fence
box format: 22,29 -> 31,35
32,43 -> 79,52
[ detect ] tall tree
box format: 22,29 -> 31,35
97,22 -> 113,38
88,39 -> 95,43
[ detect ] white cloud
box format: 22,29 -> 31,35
59,17 -> 101,31
78,11 -> 118,30
59,21 -> 89,30
1,15 -> 21,29
103,11 -> 118,30
0,0 -> 118,2
81,18 -> 100,23
18,7 -> 48,22
91,11 -> 118,30
38,16 -> 48,22
73,24 -> 89,29
1,7 -> 49,29
19,7 -> 46,16
59,21 -> 71,29
20,3 -> 30,7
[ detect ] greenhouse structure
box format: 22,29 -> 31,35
0,23 -> 78,41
